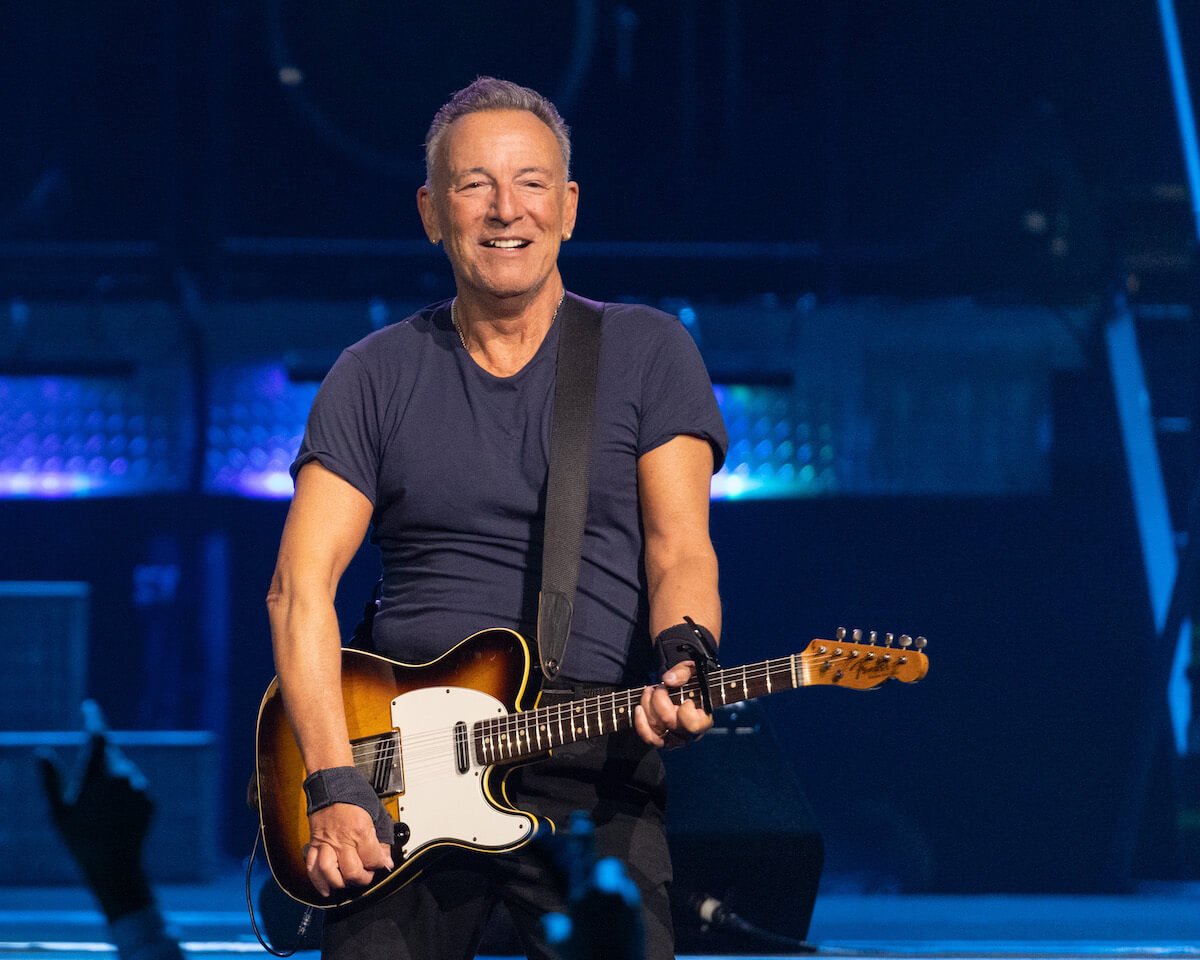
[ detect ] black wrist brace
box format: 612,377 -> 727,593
654,618 -> 719,676
303,766 -> 395,845
654,617 -> 720,715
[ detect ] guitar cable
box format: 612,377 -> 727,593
692,893 -> 818,953
244,827 -> 313,957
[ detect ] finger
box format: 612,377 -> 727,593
81,699 -> 109,737
360,839 -> 394,873
337,844 -> 373,887
377,841 -> 396,873
314,843 -> 345,893
640,684 -> 668,734
650,686 -> 681,732
105,744 -> 149,793
660,660 -> 695,687
34,749 -> 67,818
304,843 -> 327,897
633,704 -> 665,748
676,700 -> 713,737
80,729 -> 109,796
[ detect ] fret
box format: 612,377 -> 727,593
610,694 -> 618,731
557,705 -> 565,747
741,664 -> 749,701
766,661 -> 772,694
790,653 -> 799,688
583,701 -> 591,738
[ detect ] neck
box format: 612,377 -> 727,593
454,275 -> 565,331
452,283 -> 566,375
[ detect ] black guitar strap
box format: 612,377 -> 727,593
536,292 -> 604,682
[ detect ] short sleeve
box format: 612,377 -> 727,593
291,348 -> 381,504
637,318 -> 728,472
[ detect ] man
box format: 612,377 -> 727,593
267,76 -> 727,959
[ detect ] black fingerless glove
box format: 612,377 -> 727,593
303,766 -> 395,845
653,618 -> 719,676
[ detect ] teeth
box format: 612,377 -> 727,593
486,239 -> 526,248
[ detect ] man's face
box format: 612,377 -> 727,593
417,109 -> 578,306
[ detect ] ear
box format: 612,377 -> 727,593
562,181 -> 579,241
417,185 -> 440,244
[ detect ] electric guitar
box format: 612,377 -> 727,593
255,627 -> 928,908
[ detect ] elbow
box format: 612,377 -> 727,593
265,568 -> 293,625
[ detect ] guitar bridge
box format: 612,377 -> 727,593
351,730 -> 404,797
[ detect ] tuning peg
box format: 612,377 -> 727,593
898,634 -> 912,648
886,632 -> 896,646
836,626 -> 846,641
915,636 -> 927,649
851,628 -> 862,642
868,630 -> 878,645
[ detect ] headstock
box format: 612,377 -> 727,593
802,627 -> 929,689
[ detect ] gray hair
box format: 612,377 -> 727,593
424,76 -> 572,185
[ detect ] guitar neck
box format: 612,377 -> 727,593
473,654 -> 804,765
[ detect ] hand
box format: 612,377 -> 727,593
634,660 -> 713,749
304,803 -> 395,898
36,700 -> 155,921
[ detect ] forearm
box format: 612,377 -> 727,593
267,585 -> 354,773
645,546 -> 721,642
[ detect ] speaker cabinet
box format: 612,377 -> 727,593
0,582 -> 88,730
664,703 -> 823,953
0,731 -> 220,882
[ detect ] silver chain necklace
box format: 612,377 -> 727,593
451,291 -> 567,352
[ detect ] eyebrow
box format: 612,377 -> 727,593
451,166 -> 555,179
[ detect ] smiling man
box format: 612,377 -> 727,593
267,77 -> 728,960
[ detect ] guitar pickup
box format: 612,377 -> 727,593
454,720 -> 470,774
351,730 -> 404,797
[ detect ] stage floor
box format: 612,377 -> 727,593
0,872 -> 1196,959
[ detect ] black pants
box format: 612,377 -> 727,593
321,713 -> 675,960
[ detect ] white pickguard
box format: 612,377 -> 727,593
389,686 -> 535,859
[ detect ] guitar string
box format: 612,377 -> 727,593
347,647 -> 919,767
344,655 -> 805,763
346,648 -> 920,767
342,649 -> 920,770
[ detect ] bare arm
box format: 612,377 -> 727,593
266,461 -> 392,894
633,435 -> 721,747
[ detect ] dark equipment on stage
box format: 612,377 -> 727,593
663,701 -> 824,954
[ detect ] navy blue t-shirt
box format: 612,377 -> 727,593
292,294 -> 728,684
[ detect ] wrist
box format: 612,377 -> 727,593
85,864 -> 154,924
653,618 -> 719,677
303,766 -> 377,816
303,766 -> 395,844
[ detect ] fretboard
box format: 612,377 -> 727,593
472,653 -> 807,765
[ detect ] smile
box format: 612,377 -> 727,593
481,239 -> 531,249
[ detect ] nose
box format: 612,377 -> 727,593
488,182 -> 521,225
